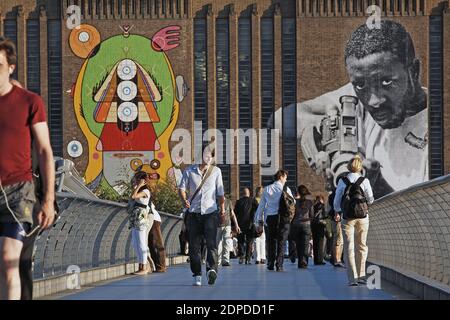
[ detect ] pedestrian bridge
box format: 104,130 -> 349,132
33,175 -> 450,300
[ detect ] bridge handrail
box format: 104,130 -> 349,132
33,193 -> 183,281
367,174 -> 450,291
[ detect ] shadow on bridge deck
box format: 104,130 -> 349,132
48,261 -> 415,300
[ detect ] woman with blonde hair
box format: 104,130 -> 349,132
333,155 -> 374,286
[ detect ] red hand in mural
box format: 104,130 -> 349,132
151,25 -> 181,52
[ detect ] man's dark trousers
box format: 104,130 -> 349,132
186,212 -> 219,276
311,222 -> 326,264
266,215 -> 290,269
237,228 -> 254,262
291,223 -> 312,266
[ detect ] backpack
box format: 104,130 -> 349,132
341,176 -> 369,219
278,185 -> 296,224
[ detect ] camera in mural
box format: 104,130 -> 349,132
302,95 -> 364,192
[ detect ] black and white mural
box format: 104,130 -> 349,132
283,20 -> 428,199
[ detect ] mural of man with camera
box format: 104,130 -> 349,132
290,20 -> 428,199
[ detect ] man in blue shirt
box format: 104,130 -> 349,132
179,147 -> 225,286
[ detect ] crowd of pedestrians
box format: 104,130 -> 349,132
173,145 -> 374,287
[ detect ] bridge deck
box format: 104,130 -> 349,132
53,260 -> 411,300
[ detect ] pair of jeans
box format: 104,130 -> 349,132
291,222 -> 312,266
237,227 -> 254,262
186,212 -> 219,276
148,221 -> 166,271
311,222 -> 326,264
266,215 -> 290,269
131,215 -> 154,264
217,225 -> 232,265
342,216 -> 369,283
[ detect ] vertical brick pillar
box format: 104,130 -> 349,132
444,6 -> 450,175
16,5 -> 26,87
251,3 -> 261,189
274,7 -> 283,174
0,12 -> 3,36
121,0 -> 126,19
229,4 -> 239,201
92,0 -> 98,19
206,4 -> 216,136
296,2 -> 302,188
39,5 -> 48,112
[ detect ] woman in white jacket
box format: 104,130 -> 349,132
129,172 -> 154,275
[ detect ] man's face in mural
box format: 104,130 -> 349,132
346,51 -> 420,130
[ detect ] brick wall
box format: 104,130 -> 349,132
0,0 -> 449,200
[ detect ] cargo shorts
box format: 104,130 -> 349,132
0,180 -> 37,225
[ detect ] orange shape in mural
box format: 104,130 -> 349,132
70,24 -> 101,59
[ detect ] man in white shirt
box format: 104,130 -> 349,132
179,147 -> 225,286
254,170 -> 295,271
279,20 -> 428,198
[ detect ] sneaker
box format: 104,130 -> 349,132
193,276 -> 202,286
267,263 -> 274,271
357,278 -> 367,285
255,261 -> 260,265
238,257 -> 244,264
276,266 -> 284,272
334,262 -> 345,268
349,281 -> 358,287
222,262 -> 230,267
207,269 -> 217,285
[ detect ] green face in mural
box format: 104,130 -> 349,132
70,25 -> 186,194
82,34 -> 173,137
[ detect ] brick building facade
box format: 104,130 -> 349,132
0,0 -> 449,201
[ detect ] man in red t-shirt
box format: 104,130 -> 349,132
0,37 -> 55,300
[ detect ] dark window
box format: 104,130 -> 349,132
282,18 -> 297,190
118,0 -> 122,15
4,19 -> 18,80
429,15 -> 444,178
48,20 -> 63,157
216,18 -> 230,194
194,19 -> 208,151
26,20 -> 40,94
261,18 -> 275,187
238,18 -> 253,191
176,0 -> 180,15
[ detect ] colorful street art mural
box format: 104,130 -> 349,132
69,24 -> 187,194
